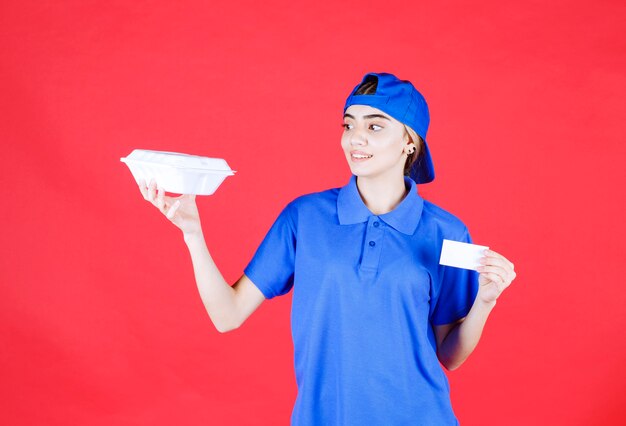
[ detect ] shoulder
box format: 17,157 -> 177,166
281,187 -> 341,226
286,187 -> 340,212
421,199 -> 470,239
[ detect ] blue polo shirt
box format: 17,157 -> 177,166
244,175 -> 479,426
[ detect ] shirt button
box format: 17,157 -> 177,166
369,241 -> 376,247
373,221 -> 380,228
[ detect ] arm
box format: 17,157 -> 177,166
184,232 -> 265,333
434,249 -> 516,370
434,299 -> 496,371
140,179 -> 265,333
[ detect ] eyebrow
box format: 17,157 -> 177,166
343,113 -> 391,121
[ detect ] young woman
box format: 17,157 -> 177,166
138,72 -> 516,425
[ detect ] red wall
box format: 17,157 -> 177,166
1,1 -> 624,424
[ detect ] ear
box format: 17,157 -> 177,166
404,141 -> 417,155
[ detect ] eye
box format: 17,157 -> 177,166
369,124 -> 383,131
342,123 -> 354,131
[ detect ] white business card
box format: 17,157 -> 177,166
439,239 -> 489,271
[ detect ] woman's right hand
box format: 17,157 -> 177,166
138,178 -> 202,237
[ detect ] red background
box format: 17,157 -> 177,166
1,0 -> 624,424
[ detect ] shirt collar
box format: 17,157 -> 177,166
337,175 -> 424,235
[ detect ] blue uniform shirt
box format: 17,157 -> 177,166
245,175 -> 479,426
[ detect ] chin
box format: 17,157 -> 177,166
346,164 -> 366,177
347,165 -> 405,182
348,168 -> 376,179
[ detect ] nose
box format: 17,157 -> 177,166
349,127 -> 367,146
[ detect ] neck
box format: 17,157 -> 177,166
355,173 -> 409,215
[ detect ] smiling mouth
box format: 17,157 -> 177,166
351,153 -> 373,160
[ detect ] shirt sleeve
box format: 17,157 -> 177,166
244,203 -> 297,299
430,227 -> 480,326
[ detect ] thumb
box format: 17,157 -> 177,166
166,200 -> 181,219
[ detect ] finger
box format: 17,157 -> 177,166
480,272 -> 506,287
479,263 -> 515,284
166,200 -> 181,219
156,185 -> 166,211
162,194 -> 176,205
483,269 -> 514,289
477,265 -> 507,278
484,250 -> 514,270
138,179 -> 148,200
147,179 -> 157,203
480,253 -> 512,271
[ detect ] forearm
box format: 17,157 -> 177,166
437,299 -> 497,371
183,230 -> 240,332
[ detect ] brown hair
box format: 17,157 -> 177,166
354,77 -> 425,177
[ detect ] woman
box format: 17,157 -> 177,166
139,72 -> 516,425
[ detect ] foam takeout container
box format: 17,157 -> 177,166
120,149 -> 235,195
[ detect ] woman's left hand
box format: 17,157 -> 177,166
476,250 -> 516,304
